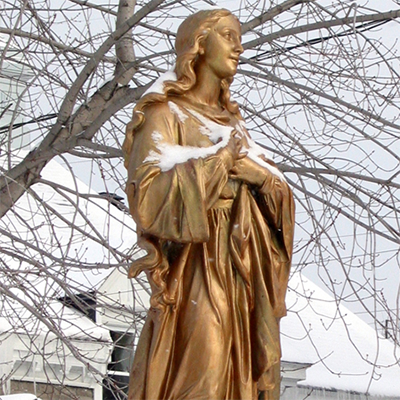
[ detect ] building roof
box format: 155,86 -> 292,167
1,150 -> 136,341
0,294 -> 110,342
1,150 -> 137,297
282,272 -> 400,397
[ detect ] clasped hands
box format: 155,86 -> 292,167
226,130 -> 266,187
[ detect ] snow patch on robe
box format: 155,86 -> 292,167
168,101 -> 188,123
144,129 -> 233,172
143,68 -> 177,96
143,103 -> 236,171
185,107 -> 234,143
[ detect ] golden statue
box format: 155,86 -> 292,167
123,9 -> 295,400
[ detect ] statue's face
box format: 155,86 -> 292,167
200,15 -> 243,80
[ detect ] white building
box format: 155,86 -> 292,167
0,150 -> 138,399
0,34 -> 33,151
0,298 -> 110,400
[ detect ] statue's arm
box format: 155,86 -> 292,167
229,152 -> 295,257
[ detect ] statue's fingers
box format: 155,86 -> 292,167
237,151 -> 248,160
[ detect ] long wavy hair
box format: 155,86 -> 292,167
122,9 -> 241,166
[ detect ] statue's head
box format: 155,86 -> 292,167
174,9 -> 242,89
133,9 -> 242,111
175,9 -> 234,55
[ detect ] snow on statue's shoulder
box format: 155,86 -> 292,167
143,68 -> 177,96
186,108 -> 233,143
144,128 -> 232,172
168,101 -> 188,123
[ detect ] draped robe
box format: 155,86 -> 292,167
126,96 -> 295,400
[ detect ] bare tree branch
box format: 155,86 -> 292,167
0,26 -> 117,63
0,0 -> 165,218
115,0 -> 137,85
241,0 -> 315,33
243,9 -> 400,49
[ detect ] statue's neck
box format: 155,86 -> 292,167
186,64 -> 222,111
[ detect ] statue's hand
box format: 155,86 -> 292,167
226,130 -> 243,159
220,130 -> 246,171
229,155 -> 267,187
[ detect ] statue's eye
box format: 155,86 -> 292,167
224,32 -> 232,40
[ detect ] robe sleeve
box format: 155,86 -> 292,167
252,165 -> 295,318
257,168 -> 295,262
231,146 -> 295,317
126,102 -> 235,243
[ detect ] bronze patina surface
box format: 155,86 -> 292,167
123,9 -> 295,400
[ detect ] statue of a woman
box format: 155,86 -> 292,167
123,9 -> 295,400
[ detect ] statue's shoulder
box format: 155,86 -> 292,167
132,99 -> 184,139
141,100 -> 172,118
143,97 -> 192,125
